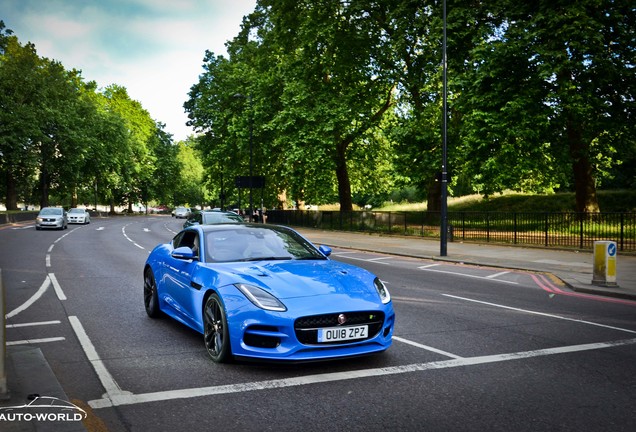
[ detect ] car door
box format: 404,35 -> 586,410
161,230 -> 201,328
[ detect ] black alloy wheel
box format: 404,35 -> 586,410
203,294 -> 232,363
144,267 -> 162,318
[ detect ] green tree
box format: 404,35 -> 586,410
101,85 -> 156,212
187,0 -> 397,211
0,35 -> 43,210
174,138 -> 207,208
456,0 -> 636,212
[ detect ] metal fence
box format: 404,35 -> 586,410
266,210 -> 636,252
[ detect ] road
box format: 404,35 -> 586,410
1,215 -> 636,431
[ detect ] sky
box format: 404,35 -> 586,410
1,0 -> 257,141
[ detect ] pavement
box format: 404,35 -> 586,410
1,225 -> 634,431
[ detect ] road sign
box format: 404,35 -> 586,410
234,176 -> 265,189
592,241 -> 618,287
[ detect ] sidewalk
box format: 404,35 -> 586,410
295,228 -> 636,301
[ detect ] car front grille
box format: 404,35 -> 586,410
294,311 -> 385,345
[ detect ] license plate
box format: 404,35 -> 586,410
317,325 -> 368,342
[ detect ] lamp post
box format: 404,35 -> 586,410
234,93 -> 254,220
440,0 -> 449,257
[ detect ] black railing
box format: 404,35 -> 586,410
266,210 -> 636,252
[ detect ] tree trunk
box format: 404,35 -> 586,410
5,170 -> 19,210
71,187 -> 78,208
335,141 -> 353,212
38,168 -> 50,209
426,176 -> 442,212
567,120 -> 600,213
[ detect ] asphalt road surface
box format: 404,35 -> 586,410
2,215 -> 636,432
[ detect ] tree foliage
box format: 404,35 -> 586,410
0,27 -> 189,211
185,0 -> 635,213
3,2 -> 634,214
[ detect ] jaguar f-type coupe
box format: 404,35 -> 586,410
143,224 -> 395,362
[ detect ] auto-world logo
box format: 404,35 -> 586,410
0,395 -> 87,423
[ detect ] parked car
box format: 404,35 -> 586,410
172,207 -> 191,219
35,207 -> 68,230
67,208 -> 91,224
183,210 -> 244,228
143,224 -> 395,363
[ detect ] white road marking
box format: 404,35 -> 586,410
48,273 -> 67,300
443,294 -> 636,334
68,316 -> 131,400
487,271 -> 510,279
96,227 -> 105,231
88,337 -> 636,409
122,224 -> 146,250
6,320 -> 61,328
366,256 -> 394,262
393,336 -> 463,359
143,228 -> 151,232
419,267 -> 518,285
6,337 -> 66,346
418,264 -> 441,269
46,254 -> 51,267
337,255 -> 394,265
5,277 -> 51,319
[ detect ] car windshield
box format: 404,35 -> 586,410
204,226 -> 326,263
40,208 -> 62,215
68,208 -> 84,213
202,212 -> 243,224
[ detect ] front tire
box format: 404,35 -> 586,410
203,294 -> 232,363
144,267 -> 162,318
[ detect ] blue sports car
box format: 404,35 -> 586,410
143,224 -> 395,363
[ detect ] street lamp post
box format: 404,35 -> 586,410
440,0 -> 449,257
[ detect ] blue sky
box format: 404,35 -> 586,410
1,0 -> 257,141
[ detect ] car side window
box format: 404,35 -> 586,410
172,232 -> 184,249
174,230 -> 200,260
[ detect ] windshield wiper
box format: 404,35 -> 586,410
242,256 -> 293,262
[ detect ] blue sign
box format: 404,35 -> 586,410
608,243 -> 617,257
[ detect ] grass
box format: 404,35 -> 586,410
374,190 -> 636,213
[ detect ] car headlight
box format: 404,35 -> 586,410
234,283 -> 287,312
374,278 -> 391,304
36,217 -> 43,222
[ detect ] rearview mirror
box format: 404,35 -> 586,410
319,245 -> 332,257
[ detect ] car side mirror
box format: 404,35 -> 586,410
319,245 -> 332,257
172,246 -> 195,260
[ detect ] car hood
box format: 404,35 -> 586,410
212,260 -> 379,301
